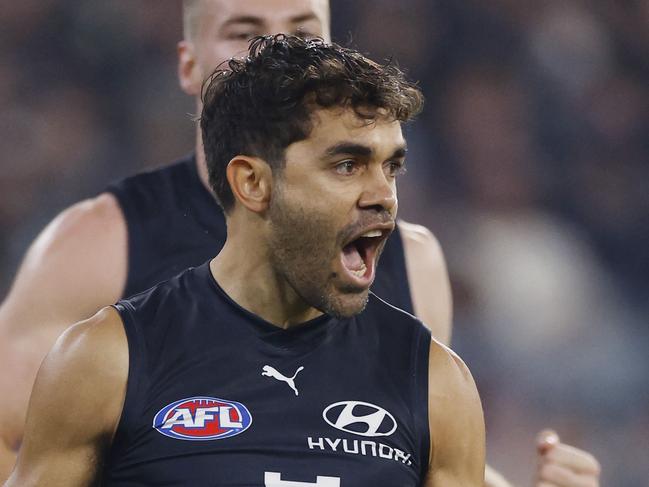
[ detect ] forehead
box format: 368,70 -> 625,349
201,0 -> 329,29
301,107 -> 405,154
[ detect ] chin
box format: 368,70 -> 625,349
321,289 -> 370,319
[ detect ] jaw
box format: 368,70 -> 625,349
321,237 -> 390,318
319,284 -> 371,319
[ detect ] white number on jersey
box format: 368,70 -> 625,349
264,471 -> 341,486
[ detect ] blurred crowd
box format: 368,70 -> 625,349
1,1 -> 647,485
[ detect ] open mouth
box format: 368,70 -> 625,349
340,228 -> 391,286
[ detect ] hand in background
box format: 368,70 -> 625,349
535,429 -> 600,487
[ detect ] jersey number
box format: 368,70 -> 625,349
264,471 -> 341,486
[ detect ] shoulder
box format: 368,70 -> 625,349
42,193 -> 125,249
0,194 -> 127,330
5,308 -> 128,485
23,193 -> 125,269
50,306 -> 128,372
397,220 -> 452,345
427,339 -> 483,449
397,220 -> 444,269
0,195 -> 128,457
1,190 -> 126,338
426,340 -> 485,480
32,306 -> 128,435
24,193 -> 126,269
427,340 -> 475,395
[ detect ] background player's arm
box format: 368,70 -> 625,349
0,193 -> 126,480
484,466 -> 514,487
424,341 -> 486,487
399,221 -> 452,345
400,221 -> 600,487
3,307 -> 128,487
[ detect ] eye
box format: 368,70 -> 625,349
227,31 -> 257,41
334,160 -> 358,176
385,160 -> 406,177
294,29 -> 316,40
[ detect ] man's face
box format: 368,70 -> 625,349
182,0 -> 330,95
268,107 -> 406,318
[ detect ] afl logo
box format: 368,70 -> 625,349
323,401 -> 397,437
153,396 -> 252,441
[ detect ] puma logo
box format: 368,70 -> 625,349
262,365 -> 304,396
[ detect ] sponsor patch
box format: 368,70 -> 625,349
323,400 -> 397,437
153,396 -> 252,441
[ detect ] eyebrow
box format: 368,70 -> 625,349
221,12 -> 320,29
390,146 -> 408,159
289,13 -> 320,25
221,16 -> 265,28
324,142 -> 407,159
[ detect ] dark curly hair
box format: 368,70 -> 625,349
200,34 -> 424,212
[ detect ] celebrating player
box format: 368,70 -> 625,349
6,35 -> 485,486
0,1 -> 600,486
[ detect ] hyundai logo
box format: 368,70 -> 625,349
322,401 -> 397,437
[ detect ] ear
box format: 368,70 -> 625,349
226,156 -> 273,213
178,40 -> 203,96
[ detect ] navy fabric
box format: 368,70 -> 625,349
105,155 -> 414,314
103,263 -> 431,486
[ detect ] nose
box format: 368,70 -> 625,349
358,166 -> 397,213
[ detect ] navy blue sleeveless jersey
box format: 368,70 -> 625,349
103,263 -> 431,486
106,155 -> 414,314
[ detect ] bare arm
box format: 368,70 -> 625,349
424,341 -> 486,486
399,221 -> 452,345
401,221 -> 488,484
0,194 -> 126,480
399,221 -> 601,487
485,466 -> 514,487
3,307 -> 128,486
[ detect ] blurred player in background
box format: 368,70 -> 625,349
0,1 -> 600,486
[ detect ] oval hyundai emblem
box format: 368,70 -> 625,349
153,396 -> 252,441
322,401 -> 397,437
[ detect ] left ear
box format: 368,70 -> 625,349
178,40 -> 203,96
226,156 -> 273,213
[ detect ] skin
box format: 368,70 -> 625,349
0,194 -> 127,477
535,430 -> 601,487
4,308 -> 128,486
212,107 -> 405,325
5,106 -> 486,486
0,0 -> 601,485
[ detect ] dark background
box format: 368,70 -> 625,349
1,1 -> 647,484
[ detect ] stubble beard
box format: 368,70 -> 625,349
267,192 -> 369,319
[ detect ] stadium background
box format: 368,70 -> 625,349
0,1 -> 647,484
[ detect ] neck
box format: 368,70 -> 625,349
209,217 -> 324,329
197,114 -> 323,328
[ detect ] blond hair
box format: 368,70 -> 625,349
182,0 -> 203,40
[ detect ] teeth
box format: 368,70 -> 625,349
360,230 -> 383,238
349,261 -> 367,278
